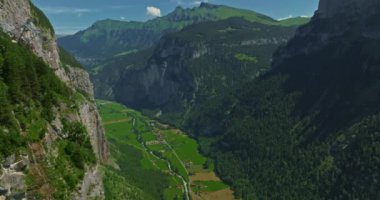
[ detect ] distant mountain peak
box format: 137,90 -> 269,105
174,6 -> 184,11
199,2 -> 220,9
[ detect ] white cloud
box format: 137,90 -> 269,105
41,7 -> 96,15
193,0 -> 209,6
278,15 -> 293,20
146,6 -> 161,17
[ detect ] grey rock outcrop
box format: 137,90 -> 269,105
0,155 -> 29,200
0,0 -> 70,83
74,166 -> 104,200
79,102 -> 108,162
0,187 -> 7,196
115,39 -> 198,112
67,67 -> 95,97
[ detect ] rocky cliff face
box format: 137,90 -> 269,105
0,0 -> 108,199
317,0 -> 380,18
115,38 -> 199,111
273,0 -> 380,68
105,18 -> 298,126
0,0 -> 69,83
271,0 -> 380,126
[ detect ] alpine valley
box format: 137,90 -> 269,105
1,0 -> 379,200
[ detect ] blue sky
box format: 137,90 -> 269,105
31,0 -> 319,35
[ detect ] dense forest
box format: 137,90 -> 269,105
187,13 -> 380,199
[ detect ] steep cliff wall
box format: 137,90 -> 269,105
0,0 -> 108,199
274,0 -> 380,68
0,0 -> 69,83
317,0 -> 380,18
107,18 -> 298,127
1,0 -> 108,162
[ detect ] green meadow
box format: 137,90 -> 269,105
97,100 -> 231,199
97,100 -> 184,200
192,181 -> 229,193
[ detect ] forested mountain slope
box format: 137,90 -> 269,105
185,0 -> 380,199
92,17 -> 299,127
0,1 -> 107,199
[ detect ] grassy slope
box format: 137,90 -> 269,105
279,16 -> 310,26
80,4 -> 277,38
85,4 -> 307,34
79,5 -> 307,43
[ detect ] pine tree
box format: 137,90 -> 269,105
0,54 -> 4,81
3,50 -> 24,103
29,64 -> 41,100
0,81 -> 13,126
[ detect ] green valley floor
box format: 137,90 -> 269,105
96,100 -> 235,200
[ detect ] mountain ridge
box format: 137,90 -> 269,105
58,3 -> 309,62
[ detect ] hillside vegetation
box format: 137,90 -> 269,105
0,30 -> 96,198
0,31 -> 69,156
